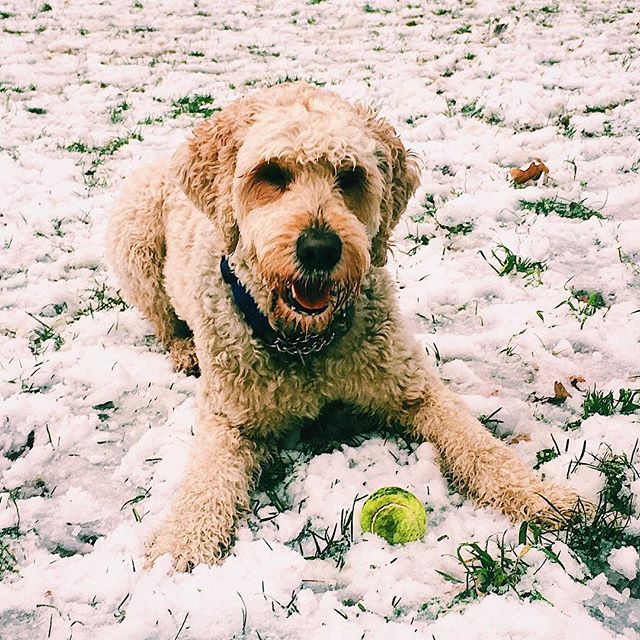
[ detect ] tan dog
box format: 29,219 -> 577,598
107,82 -> 580,571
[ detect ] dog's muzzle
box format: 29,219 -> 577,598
288,226 -> 343,315
220,256 -> 353,361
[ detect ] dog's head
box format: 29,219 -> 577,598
173,83 -> 419,336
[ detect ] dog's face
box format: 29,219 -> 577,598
230,101 -> 386,335
173,83 -> 419,336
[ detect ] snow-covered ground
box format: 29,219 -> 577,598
1,0 -> 639,638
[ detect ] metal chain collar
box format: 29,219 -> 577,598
269,330 -> 336,357
220,255 -> 353,362
265,306 -> 352,361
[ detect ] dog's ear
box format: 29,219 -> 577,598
355,105 -> 420,267
172,108 -> 246,254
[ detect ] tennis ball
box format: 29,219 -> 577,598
360,486 -> 426,545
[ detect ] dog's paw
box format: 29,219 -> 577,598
169,338 -> 200,377
145,525 -> 229,572
145,530 -> 190,572
530,484 -> 595,528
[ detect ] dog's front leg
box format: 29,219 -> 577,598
146,418 -> 258,571
400,370 -> 582,524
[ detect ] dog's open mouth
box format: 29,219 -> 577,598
285,280 -> 331,315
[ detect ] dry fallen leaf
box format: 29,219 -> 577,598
554,381 -> 572,401
570,375 -> 586,390
508,433 -> 532,444
510,158 -> 549,185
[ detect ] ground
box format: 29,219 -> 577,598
1,1 -> 639,639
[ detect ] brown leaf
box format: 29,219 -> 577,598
510,159 -> 549,185
570,375 -> 586,390
554,381 -> 572,400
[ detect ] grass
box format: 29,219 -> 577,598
0,537 -> 18,578
582,121 -> 615,138
582,387 -> 640,418
0,83 -> 36,93
565,386 -> 639,430
93,400 -> 117,422
618,246 -> 640,275
121,487 -> 150,522
437,527 -> 561,603
557,289 -> 607,328
25,284 -> 127,355
255,450 -> 298,516
559,445 -> 640,596
137,114 -> 164,126
440,221 -> 474,236
410,194 -> 437,222
364,4 -> 391,14
480,245 -> 547,282
406,194 -> 474,253
264,74 -> 326,88
519,197 -> 604,220
26,312 -> 64,355
405,231 -> 432,255
169,94 -> 220,119
74,282 -> 128,319
444,98 -> 504,126
556,114 -> 576,138
478,408 -> 504,437
621,157 -> 640,174
247,44 -> 280,58
5,431 -> 35,462
460,100 -> 484,119
34,217 -> 65,239
584,100 -> 629,113
110,100 -> 130,123
440,442 -> 639,603
287,495 -> 365,569
0,490 -> 20,578
65,131 -> 143,188
533,447 -> 559,470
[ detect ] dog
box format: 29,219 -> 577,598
107,82 -> 581,571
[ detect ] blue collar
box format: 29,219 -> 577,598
220,256 -> 352,359
220,256 -> 273,342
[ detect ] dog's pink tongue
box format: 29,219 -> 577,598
291,281 -> 330,311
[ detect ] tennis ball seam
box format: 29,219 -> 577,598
360,487 -> 427,545
368,503 -> 412,533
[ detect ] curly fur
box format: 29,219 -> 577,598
107,82 -> 583,571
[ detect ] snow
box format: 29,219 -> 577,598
1,0 -> 639,639
609,547 -> 639,581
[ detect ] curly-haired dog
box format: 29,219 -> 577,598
107,82 -> 582,571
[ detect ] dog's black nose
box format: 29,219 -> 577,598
296,227 -> 342,272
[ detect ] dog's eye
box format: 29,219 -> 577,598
336,168 -> 365,192
255,162 -> 290,191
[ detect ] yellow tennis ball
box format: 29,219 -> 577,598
360,487 -> 427,545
